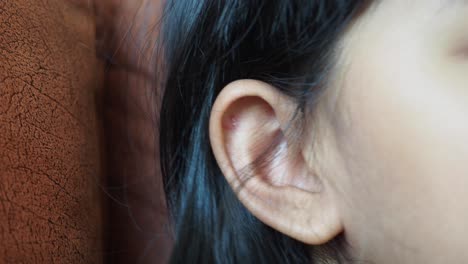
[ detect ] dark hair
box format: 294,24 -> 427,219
159,1 -> 370,263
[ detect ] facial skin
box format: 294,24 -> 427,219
0,0 -> 102,262
326,0 -> 468,263
210,0 -> 468,263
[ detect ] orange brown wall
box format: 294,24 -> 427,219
0,1 -> 103,263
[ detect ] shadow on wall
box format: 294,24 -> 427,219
96,0 -> 173,263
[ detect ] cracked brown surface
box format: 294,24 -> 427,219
0,0 -> 103,263
0,0 -> 172,263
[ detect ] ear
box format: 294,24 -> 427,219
209,79 -> 342,245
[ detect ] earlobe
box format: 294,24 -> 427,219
209,79 -> 343,245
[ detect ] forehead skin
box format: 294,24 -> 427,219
0,0 -> 103,263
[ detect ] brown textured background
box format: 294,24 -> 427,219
0,0 -> 103,263
0,0 -> 171,263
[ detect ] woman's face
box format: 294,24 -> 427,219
320,0 -> 468,263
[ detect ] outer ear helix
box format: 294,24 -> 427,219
208,79 -> 343,246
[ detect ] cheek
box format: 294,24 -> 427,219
354,62 -> 468,209
340,1 -> 468,209
337,35 -> 468,261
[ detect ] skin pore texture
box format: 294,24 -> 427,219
209,0 -> 468,263
0,0 -> 103,262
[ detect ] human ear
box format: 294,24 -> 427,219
209,79 -> 343,245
